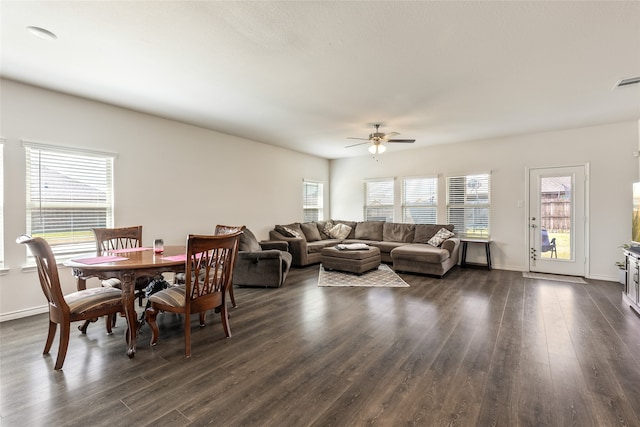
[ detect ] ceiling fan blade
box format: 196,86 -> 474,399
347,137 -> 371,141
387,139 -> 415,143
345,141 -> 370,148
383,132 -> 400,139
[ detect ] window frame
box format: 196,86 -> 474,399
402,175 -> 438,224
303,179 -> 324,222
23,140 -> 117,261
446,172 -> 491,238
364,178 -> 395,222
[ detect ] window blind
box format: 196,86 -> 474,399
447,173 -> 490,237
24,142 -> 115,258
402,176 -> 437,224
303,180 -> 324,222
364,179 -> 394,222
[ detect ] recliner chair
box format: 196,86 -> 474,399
233,229 -> 292,288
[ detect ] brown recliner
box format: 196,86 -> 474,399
233,229 -> 292,288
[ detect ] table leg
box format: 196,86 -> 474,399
485,242 -> 492,271
120,271 -> 139,358
461,242 -> 468,267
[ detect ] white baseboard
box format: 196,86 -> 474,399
0,305 -> 48,322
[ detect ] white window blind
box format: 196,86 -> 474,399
0,139 -> 4,267
364,179 -> 394,222
402,176 -> 437,224
24,142 -> 115,258
303,180 -> 324,222
447,173 -> 491,237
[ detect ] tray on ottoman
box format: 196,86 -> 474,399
321,245 -> 381,274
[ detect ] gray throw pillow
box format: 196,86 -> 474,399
239,229 -> 261,252
354,221 -> 384,241
300,222 -> 322,242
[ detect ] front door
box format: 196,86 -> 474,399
529,165 -> 587,276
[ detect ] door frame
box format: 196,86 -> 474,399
524,163 -> 590,277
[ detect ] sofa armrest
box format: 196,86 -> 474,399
269,230 -> 308,266
442,238 -> 461,261
259,240 -> 289,251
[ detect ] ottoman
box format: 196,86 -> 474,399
321,246 -> 381,274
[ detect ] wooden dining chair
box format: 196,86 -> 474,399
16,235 -> 124,370
145,231 -> 242,357
93,226 -> 151,306
174,225 -> 245,307
79,226 -> 151,333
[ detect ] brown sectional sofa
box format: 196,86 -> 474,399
269,220 -> 460,278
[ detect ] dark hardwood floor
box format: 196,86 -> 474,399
2,266 -> 640,426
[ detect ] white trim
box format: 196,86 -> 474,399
21,139 -> 119,159
0,305 -> 48,322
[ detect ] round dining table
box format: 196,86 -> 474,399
64,245 -> 186,358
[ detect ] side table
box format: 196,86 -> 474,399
460,238 -> 492,271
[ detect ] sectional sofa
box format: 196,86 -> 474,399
269,220 -> 460,278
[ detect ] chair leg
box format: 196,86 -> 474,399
220,303 -> 231,338
44,320 -> 57,355
145,307 -> 160,346
229,286 -> 237,308
185,313 -> 191,358
199,311 -> 206,327
105,315 -> 114,335
54,322 -> 71,370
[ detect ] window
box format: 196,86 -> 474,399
447,173 -> 491,237
402,176 -> 437,224
364,178 -> 394,221
0,139 -> 4,267
24,141 -> 116,259
303,180 -> 323,222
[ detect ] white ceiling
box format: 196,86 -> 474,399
1,1 -> 639,159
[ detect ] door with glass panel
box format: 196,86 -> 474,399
529,166 -> 586,276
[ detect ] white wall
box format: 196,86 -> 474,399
0,79 -> 329,320
330,121 -> 639,279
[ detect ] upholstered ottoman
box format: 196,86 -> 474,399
321,245 -> 381,274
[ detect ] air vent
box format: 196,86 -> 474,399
616,76 -> 640,88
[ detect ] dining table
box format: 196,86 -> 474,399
64,245 -> 186,358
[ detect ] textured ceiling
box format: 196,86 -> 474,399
1,1 -> 639,159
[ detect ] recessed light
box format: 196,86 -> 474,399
27,26 -> 57,40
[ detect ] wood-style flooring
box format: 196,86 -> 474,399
1,266 -> 640,426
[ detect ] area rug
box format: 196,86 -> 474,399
522,272 -> 587,284
318,263 -> 410,288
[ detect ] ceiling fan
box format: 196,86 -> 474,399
345,124 -> 415,154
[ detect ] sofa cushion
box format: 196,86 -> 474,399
391,244 -> 450,263
300,222 -> 322,242
315,221 -> 331,239
369,240 -> 407,254
428,228 -> 455,247
354,221 -> 384,241
307,239 -> 342,253
327,223 -> 352,239
383,223 -> 415,242
239,229 -> 262,252
275,223 -> 303,239
413,224 -> 454,243
334,220 -> 357,239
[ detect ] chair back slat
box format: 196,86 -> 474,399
93,226 -> 143,254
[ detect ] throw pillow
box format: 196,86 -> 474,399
300,222 -> 322,242
275,224 -> 303,239
328,223 -> 352,239
428,228 -> 455,247
239,229 -> 261,252
323,221 -> 334,237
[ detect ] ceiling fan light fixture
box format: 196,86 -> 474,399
369,143 -> 386,155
